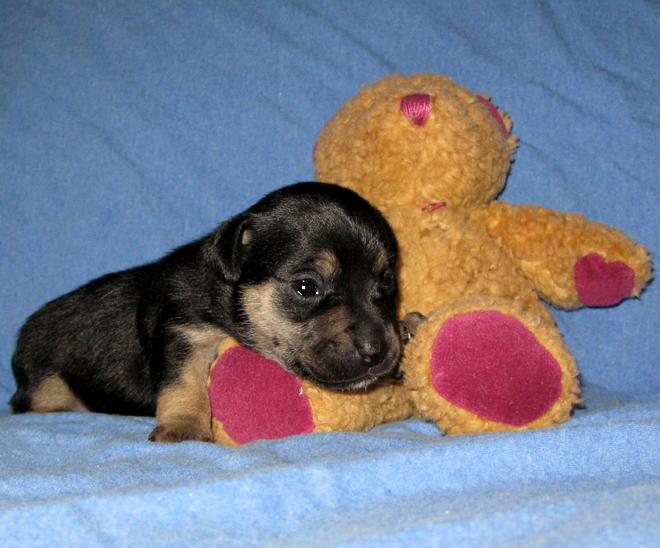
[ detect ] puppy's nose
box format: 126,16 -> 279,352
356,338 -> 382,365
352,321 -> 386,367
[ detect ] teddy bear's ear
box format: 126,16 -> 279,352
502,113 -> 519,153
478,95 -> 518,153
477,96 -> 508,137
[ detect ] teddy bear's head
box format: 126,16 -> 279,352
314,73 -> 518,210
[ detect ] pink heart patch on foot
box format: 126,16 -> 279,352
575,253 -> 635,307
431,311 -> 563,427
209,346 -> 315,445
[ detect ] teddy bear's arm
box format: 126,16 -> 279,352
469,202 -> 653,309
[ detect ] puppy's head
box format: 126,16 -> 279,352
209,182 -> 402,391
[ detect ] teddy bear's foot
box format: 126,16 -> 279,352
209,345 -> 315,446
430,310 -> 563,427
208,338 -> 416,446
405,298 -> 580,435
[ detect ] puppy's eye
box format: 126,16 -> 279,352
293,279 -> 322,298
381,270 -> 396,292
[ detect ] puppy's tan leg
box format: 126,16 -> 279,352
29,375 -> 90,413
148,328 -> 226,443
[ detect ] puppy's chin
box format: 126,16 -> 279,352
297,362 -> 398,392
278,335 -> 403,392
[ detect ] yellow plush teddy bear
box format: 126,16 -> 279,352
208,73 -> 652,445
313,72 -> 652,435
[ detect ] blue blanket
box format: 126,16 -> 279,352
1,1 -> 658,545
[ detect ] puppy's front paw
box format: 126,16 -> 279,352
148,420 -> 213,443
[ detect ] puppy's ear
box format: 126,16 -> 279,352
204,214 -> 253,284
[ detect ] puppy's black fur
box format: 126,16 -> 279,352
11,182 -> 402,442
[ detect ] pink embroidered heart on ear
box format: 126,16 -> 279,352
401,93 -> 431,127
574,253 -> 636,307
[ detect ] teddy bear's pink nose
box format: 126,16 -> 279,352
401,93 -> 431,126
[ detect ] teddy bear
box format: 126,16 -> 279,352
207,73 -> 652,446
313,72 -> 652,435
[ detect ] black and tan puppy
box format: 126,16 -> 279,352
10,182 -> 402,443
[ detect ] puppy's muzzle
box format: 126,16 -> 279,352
306,320 -> 402,392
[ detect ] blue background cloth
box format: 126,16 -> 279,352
1,1 -> 658,545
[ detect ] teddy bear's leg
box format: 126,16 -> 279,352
404,297 -> 581,435
209,345 -> 316,446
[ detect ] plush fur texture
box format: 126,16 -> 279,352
11,182 -> 403,442
312,73 -> 653,436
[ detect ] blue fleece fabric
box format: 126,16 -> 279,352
1,1 -> 658,546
